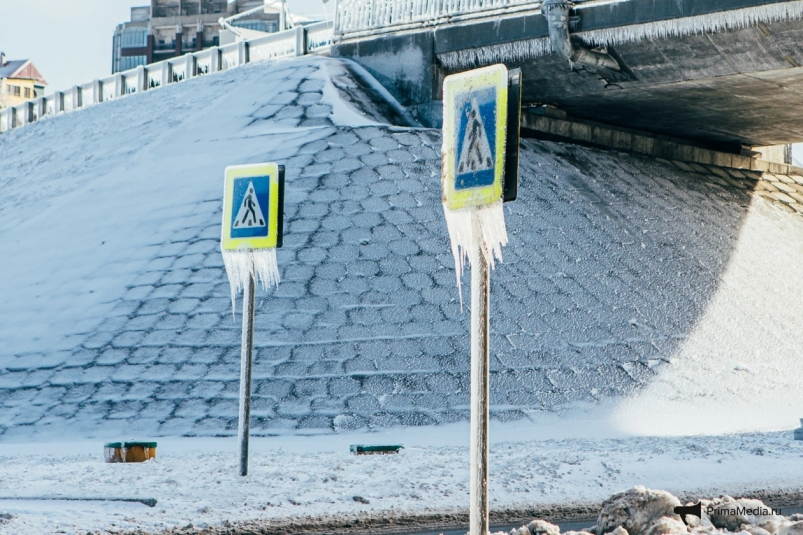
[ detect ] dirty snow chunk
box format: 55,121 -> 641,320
508,520 -> 570,535
707,496 -> 783,532
598,486 -> 682,535
644,517 -> 687,535
777,521 -> 803,535
743,526 -> 774,535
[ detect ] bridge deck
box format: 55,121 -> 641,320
335,0 -> 803,147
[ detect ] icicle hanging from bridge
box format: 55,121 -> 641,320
222,249 -> 280,315
438,38 -> 552,71
437,0 -> 803,70
443,201 -> 508,307
582,0 -> 803,48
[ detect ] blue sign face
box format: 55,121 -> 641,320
454,86 -> 497,190
230,175 -> 270,239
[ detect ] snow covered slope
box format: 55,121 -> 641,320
1,55 -> 802,441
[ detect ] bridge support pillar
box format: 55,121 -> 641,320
136,65 -> 146,92
295,26 -> 307,57
238,41 -> 248,66
332,30 -> 438,126
92,80 -> 102,103
210,47 -> 220,73
71,86 -> 81,109
35,97 -> 45,120
185,54 -> 195,80
114,74 -> 124,98
161,62 -> 172,86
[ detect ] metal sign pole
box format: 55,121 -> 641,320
441,64 -> 515,535
237,270 -> 256,477
469,214 -> 491,535
222,162 -> 284,477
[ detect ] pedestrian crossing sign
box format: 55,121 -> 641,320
442,64 -> 508,210
221,162 -> 284,251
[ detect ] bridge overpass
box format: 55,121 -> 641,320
333,0 -> 803,152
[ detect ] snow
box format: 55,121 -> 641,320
610,198 -> 803,436
2,45 -> 803,448
2,426 -> 803,534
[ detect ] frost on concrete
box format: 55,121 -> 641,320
2,54 -> 803,441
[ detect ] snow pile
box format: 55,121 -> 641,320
503,487 -> 799,535
594,487 -> 682,535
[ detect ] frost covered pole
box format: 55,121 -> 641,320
441,64 -> 518,535
469,218 -> 491,535
221,162 -> 285,477
237,272 -> 256,476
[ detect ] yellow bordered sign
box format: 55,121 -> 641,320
221,162 -> 285,251
442,64 -> 508,211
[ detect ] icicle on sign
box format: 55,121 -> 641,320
220,162 -> 285,310
441,64 -> 509,297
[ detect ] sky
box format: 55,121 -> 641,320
0,0 -> 330,92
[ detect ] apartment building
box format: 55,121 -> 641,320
112,0 -> 281,73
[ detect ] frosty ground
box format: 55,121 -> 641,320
3,423 -> 803,535
3,52 -> 803,534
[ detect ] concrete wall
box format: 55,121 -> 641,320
332,31 -> 442,127
755,145 -> 793,164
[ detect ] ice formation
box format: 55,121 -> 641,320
438,0 -> 803,69
442,201 -> 509,305
221,248 -> 280,313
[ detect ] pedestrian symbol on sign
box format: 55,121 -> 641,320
229,176 -> 269,239
233,182 -> 266,229
456,95 -> 494,180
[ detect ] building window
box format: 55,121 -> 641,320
23,87 -> 31,98
233,20 -> 276,33
121,28 -> 148,48
8,85 -> 21,96
120,55 -> 147,72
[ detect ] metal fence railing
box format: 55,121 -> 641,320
334,0 -> 544,38
0,21 -> 333,135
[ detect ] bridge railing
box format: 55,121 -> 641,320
334,0 -> 544,38
0,20 -> 333,135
